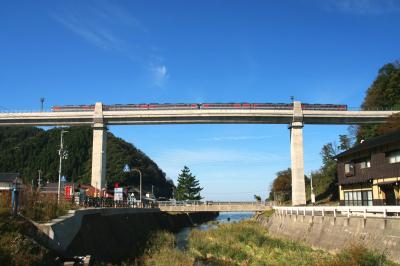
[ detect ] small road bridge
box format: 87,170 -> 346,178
157,201 -> 272,212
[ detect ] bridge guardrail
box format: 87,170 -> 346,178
273,205 -> 400,218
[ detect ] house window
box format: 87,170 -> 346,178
387,150 -> 400,164
359,159 -> 371,169
344,163 -> 354,176
344,190 -> 372,206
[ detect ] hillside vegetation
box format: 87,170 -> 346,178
269,61 -> 400,203
0,126 -> 174,198
357,61 -> 400,141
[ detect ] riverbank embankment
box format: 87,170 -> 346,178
35,208 -> 217,262
138,217 -> 395,266
257,212 -> 400,263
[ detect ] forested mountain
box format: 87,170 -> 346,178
0,126 -> 174,198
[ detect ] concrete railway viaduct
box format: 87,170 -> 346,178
0,101 -> 398,205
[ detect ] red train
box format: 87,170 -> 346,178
51,103 -> 348,112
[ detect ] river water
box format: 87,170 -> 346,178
175,212 -> 254,250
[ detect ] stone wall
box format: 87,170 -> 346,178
258,213 -> 400,263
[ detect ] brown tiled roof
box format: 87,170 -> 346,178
0,173 -> 20,183
340,177 -> 372,185
335,130 -> 400,158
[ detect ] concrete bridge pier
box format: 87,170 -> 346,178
289,101 -> 306,206
91,103 -> 107,191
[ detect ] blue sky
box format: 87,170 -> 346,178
1,0 -> 399,200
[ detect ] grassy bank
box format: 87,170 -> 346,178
0,208 -> 56,266
134,220 -> 396,266
189,220 -> 394,266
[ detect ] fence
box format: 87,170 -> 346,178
273,205 -> 400,218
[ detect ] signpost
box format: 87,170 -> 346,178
114,187 -> 123,201
65,185 -> 72,200
123,164 -> 131,173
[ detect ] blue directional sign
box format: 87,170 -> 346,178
61,175 -> 67,182
123,164 -> 131,173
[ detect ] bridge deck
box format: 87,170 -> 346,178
0,109 -> 398,126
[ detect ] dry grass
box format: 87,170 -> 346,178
0,208 -> 55,266
324,244 -> 395,266
20,189 -> 74,222
188,220 -> 396,266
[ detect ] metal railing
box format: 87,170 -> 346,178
274,205 -> 400,218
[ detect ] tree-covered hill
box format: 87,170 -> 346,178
357,61 -> 400,141
0,126 -> 174,198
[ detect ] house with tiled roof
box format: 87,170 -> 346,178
336,130 -> 400,206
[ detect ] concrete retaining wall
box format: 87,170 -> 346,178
258,213 -> 400,263
35,208 -> 218,262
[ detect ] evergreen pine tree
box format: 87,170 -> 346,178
175,166 -> 203,200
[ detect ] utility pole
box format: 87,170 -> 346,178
132,168 -> 142,206
38,170 -> 42,189
310,172 -> 315,204
40,98 -> 45,112
57,129 -> 68,204
151,185 -> 154,196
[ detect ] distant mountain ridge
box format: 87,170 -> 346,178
0,126 -> 174,198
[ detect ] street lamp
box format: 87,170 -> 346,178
123,164 -> 143,207
57,129 -> 68,204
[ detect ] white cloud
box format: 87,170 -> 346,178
53,15 -> 125,51
152,65 -> 169,87
53,3 -> 170,86
322,0 -> 400,14
51,2 -> 146,56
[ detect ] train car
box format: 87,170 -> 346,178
201,103 -> 242,109
51,102 -> 348,112
51,105 -> 95,112
301,103 -> 347,111
251,103 -> 293,110
148,103 -> 198,110
105,104 -> 149,111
